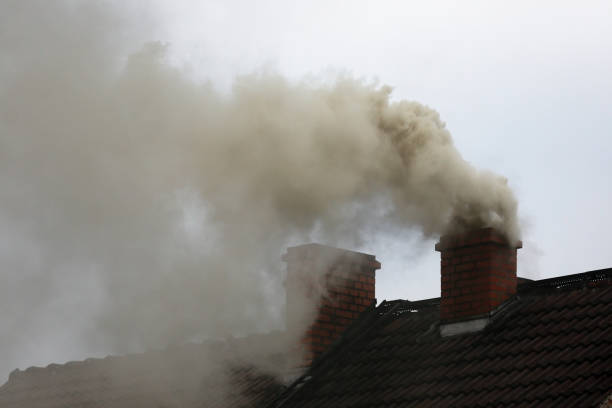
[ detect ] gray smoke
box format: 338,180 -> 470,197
0,0 -> 520,381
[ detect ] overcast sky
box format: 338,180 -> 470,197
1,0 -> 611,379
149,0 -> 612,296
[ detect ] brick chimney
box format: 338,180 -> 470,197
283,243 -> 380,364
435,228 -> 522,336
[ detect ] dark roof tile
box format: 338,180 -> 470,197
271,269 -> 612,408
0,340 -> 285,408
3,270 -> 611,408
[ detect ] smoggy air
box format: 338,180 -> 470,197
0,0 -> 520,381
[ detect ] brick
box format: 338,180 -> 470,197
438,228 -> 520,322
284,243 -> 382,364
361,297 -> 373,306
311,328 -> 330,337
316,313 -> 331,323
455,263 -> 475,272
335,310 -> 353,319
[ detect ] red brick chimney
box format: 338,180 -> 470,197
283,244 -> 380,364
435,228 -> 522,335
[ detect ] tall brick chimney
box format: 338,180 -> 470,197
283,243 -> 380,364
435,228 -> 522,336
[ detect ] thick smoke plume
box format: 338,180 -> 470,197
0,0 -> 519,381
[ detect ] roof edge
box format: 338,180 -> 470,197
518,268 -> 612,293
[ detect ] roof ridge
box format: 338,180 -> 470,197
2,338 -> 240,387
5,356 -> 116,385
374,270 -> 612,314
519,268 -> 612,293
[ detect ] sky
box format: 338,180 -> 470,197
1,0 -> 611,379
149,0 -> 612,295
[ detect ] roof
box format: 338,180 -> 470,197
1,269 -> 611,408
270,268 -> 612,408
0,335 -> 286,408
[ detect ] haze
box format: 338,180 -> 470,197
0,0 -> 611,381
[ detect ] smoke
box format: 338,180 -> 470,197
0,0 -> 519,383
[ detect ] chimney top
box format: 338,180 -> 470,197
284,243 -> 380,365
435,227 -> 522,252
283,243 -> 381,270
436,228 -> 521,336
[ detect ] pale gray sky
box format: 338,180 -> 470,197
1,0 -> 611,379
151,0 -> 612,298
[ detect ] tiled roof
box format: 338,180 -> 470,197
270,268 -> 612,408
2,269 -> 611,408
0,338 -> 285,408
